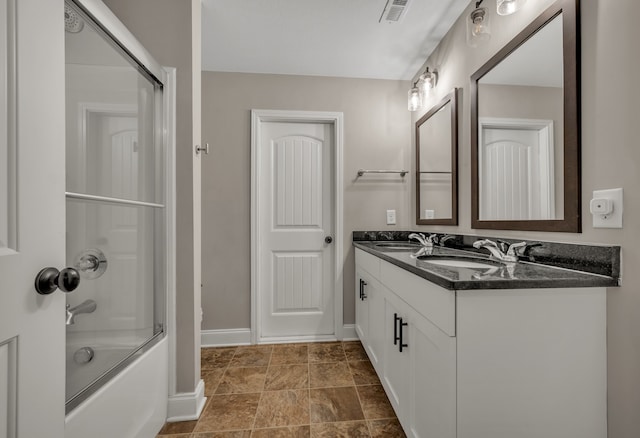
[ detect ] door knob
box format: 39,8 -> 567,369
325,236 -> 333,244
35,267 -> 81,295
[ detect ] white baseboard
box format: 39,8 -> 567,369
201,326 -> 358,347
342,324 -> 358,341
166,379 -> 206,422
201,328 -> 252,347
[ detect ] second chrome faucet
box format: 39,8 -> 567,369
473,239 -> 526,263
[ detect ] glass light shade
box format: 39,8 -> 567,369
418,72 -> 434,102
408,86 -> 421,111
466,7 -> 491,47
497,0 -> 526,16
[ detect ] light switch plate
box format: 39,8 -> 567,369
592,188 -> 623,228
386,209 -> 396,225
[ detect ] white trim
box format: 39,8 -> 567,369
166,379 -> 206,422
163,67 -> 178,398
251,109 -> 344,344
342,324 -> 358,341
201,329 -> 251,347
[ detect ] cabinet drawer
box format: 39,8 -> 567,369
380,261 -> 455,336
355,248 -> 380,278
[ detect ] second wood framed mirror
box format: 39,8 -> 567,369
470,0 -> 580,232
416,89 -> 458,225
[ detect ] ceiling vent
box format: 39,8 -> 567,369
379,0 -> 412,23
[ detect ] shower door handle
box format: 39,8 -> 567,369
34,267 -> 81,295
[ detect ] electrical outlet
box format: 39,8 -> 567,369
386,209 -> 396,225
591,188 -> 623,228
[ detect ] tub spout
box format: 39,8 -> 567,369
66,299 -> 97,326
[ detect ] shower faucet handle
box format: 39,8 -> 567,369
34,266 -> 81,295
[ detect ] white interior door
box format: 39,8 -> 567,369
258,121 -> 334,339
480,121 -> 554,220
0,0 -> 66,437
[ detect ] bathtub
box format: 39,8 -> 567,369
65,334 -> 167,438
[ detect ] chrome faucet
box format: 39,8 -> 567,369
408,233 -> 436,248
472,239 -> 527,263
66,299 -> 97,326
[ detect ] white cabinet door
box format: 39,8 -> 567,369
355,269 -> 370,342
407,308 -> 456,438
382,292 -> 410,421
365,277 -> 385,369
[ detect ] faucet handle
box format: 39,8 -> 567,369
408,233 -> 427,246
472,239 -> 497,249
506,241 -> 527,257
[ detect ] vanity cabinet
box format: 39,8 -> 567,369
354,248 -> 607,438
356,249 -> 456,438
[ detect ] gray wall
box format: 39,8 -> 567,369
103,0 -> 202,394
410,1 -> 640,436
201,72 -> 410,329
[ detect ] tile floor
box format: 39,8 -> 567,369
156,341 -> 406,437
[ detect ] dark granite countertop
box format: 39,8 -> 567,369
354,241 -> 619,291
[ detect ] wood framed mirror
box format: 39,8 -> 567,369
416,89 -> 458,225
470,0 -> 580,232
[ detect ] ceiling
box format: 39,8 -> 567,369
201,0 -> 471,80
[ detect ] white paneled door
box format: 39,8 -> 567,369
479,120 -> 555,221
0,0 -> 66,437
257,120 -> 335,339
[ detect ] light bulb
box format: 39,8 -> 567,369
497,0 -> 526,16
467,7 -> 490,47
418,70 -> 435,102
408,86 -> 421,111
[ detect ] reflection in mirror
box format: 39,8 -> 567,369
416,89 -> 458,225
479,15 -> 563,221
471,0 -> 580,232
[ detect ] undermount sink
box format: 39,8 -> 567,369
374,242 -> 422,250
417,255 -> 505,269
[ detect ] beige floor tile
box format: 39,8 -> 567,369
250,425 -> 311,437
157,420 -> 197,435
356,385 -> 396,419
202,347 -> 237,370
309,362 -> 354,388
265,364 -> 309,390
348,360 -> 380,385
203,369 -> 225,396
194,393 -> 261,432
368,419 -> 406,438
254,389 -> 310,428
309,421 -> 371,437
230,346 -> 273,367
309,387 -> 364,423
343,342 -> 369,361
308,343 -> 345,363
216,367 -> 268,394
191,432 -> 251,438
270,345 -> 308,365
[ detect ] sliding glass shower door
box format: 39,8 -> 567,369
64,0 -> 166,412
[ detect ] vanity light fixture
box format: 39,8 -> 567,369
497,0 -> 526,16
408,67 -> 437,111
467,0 -> 491,47
418,67 -> 437,102
408,81 -> 421,111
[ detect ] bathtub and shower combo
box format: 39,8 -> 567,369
62,1 -> 173,436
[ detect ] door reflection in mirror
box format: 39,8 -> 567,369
477,14 -> 563,221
